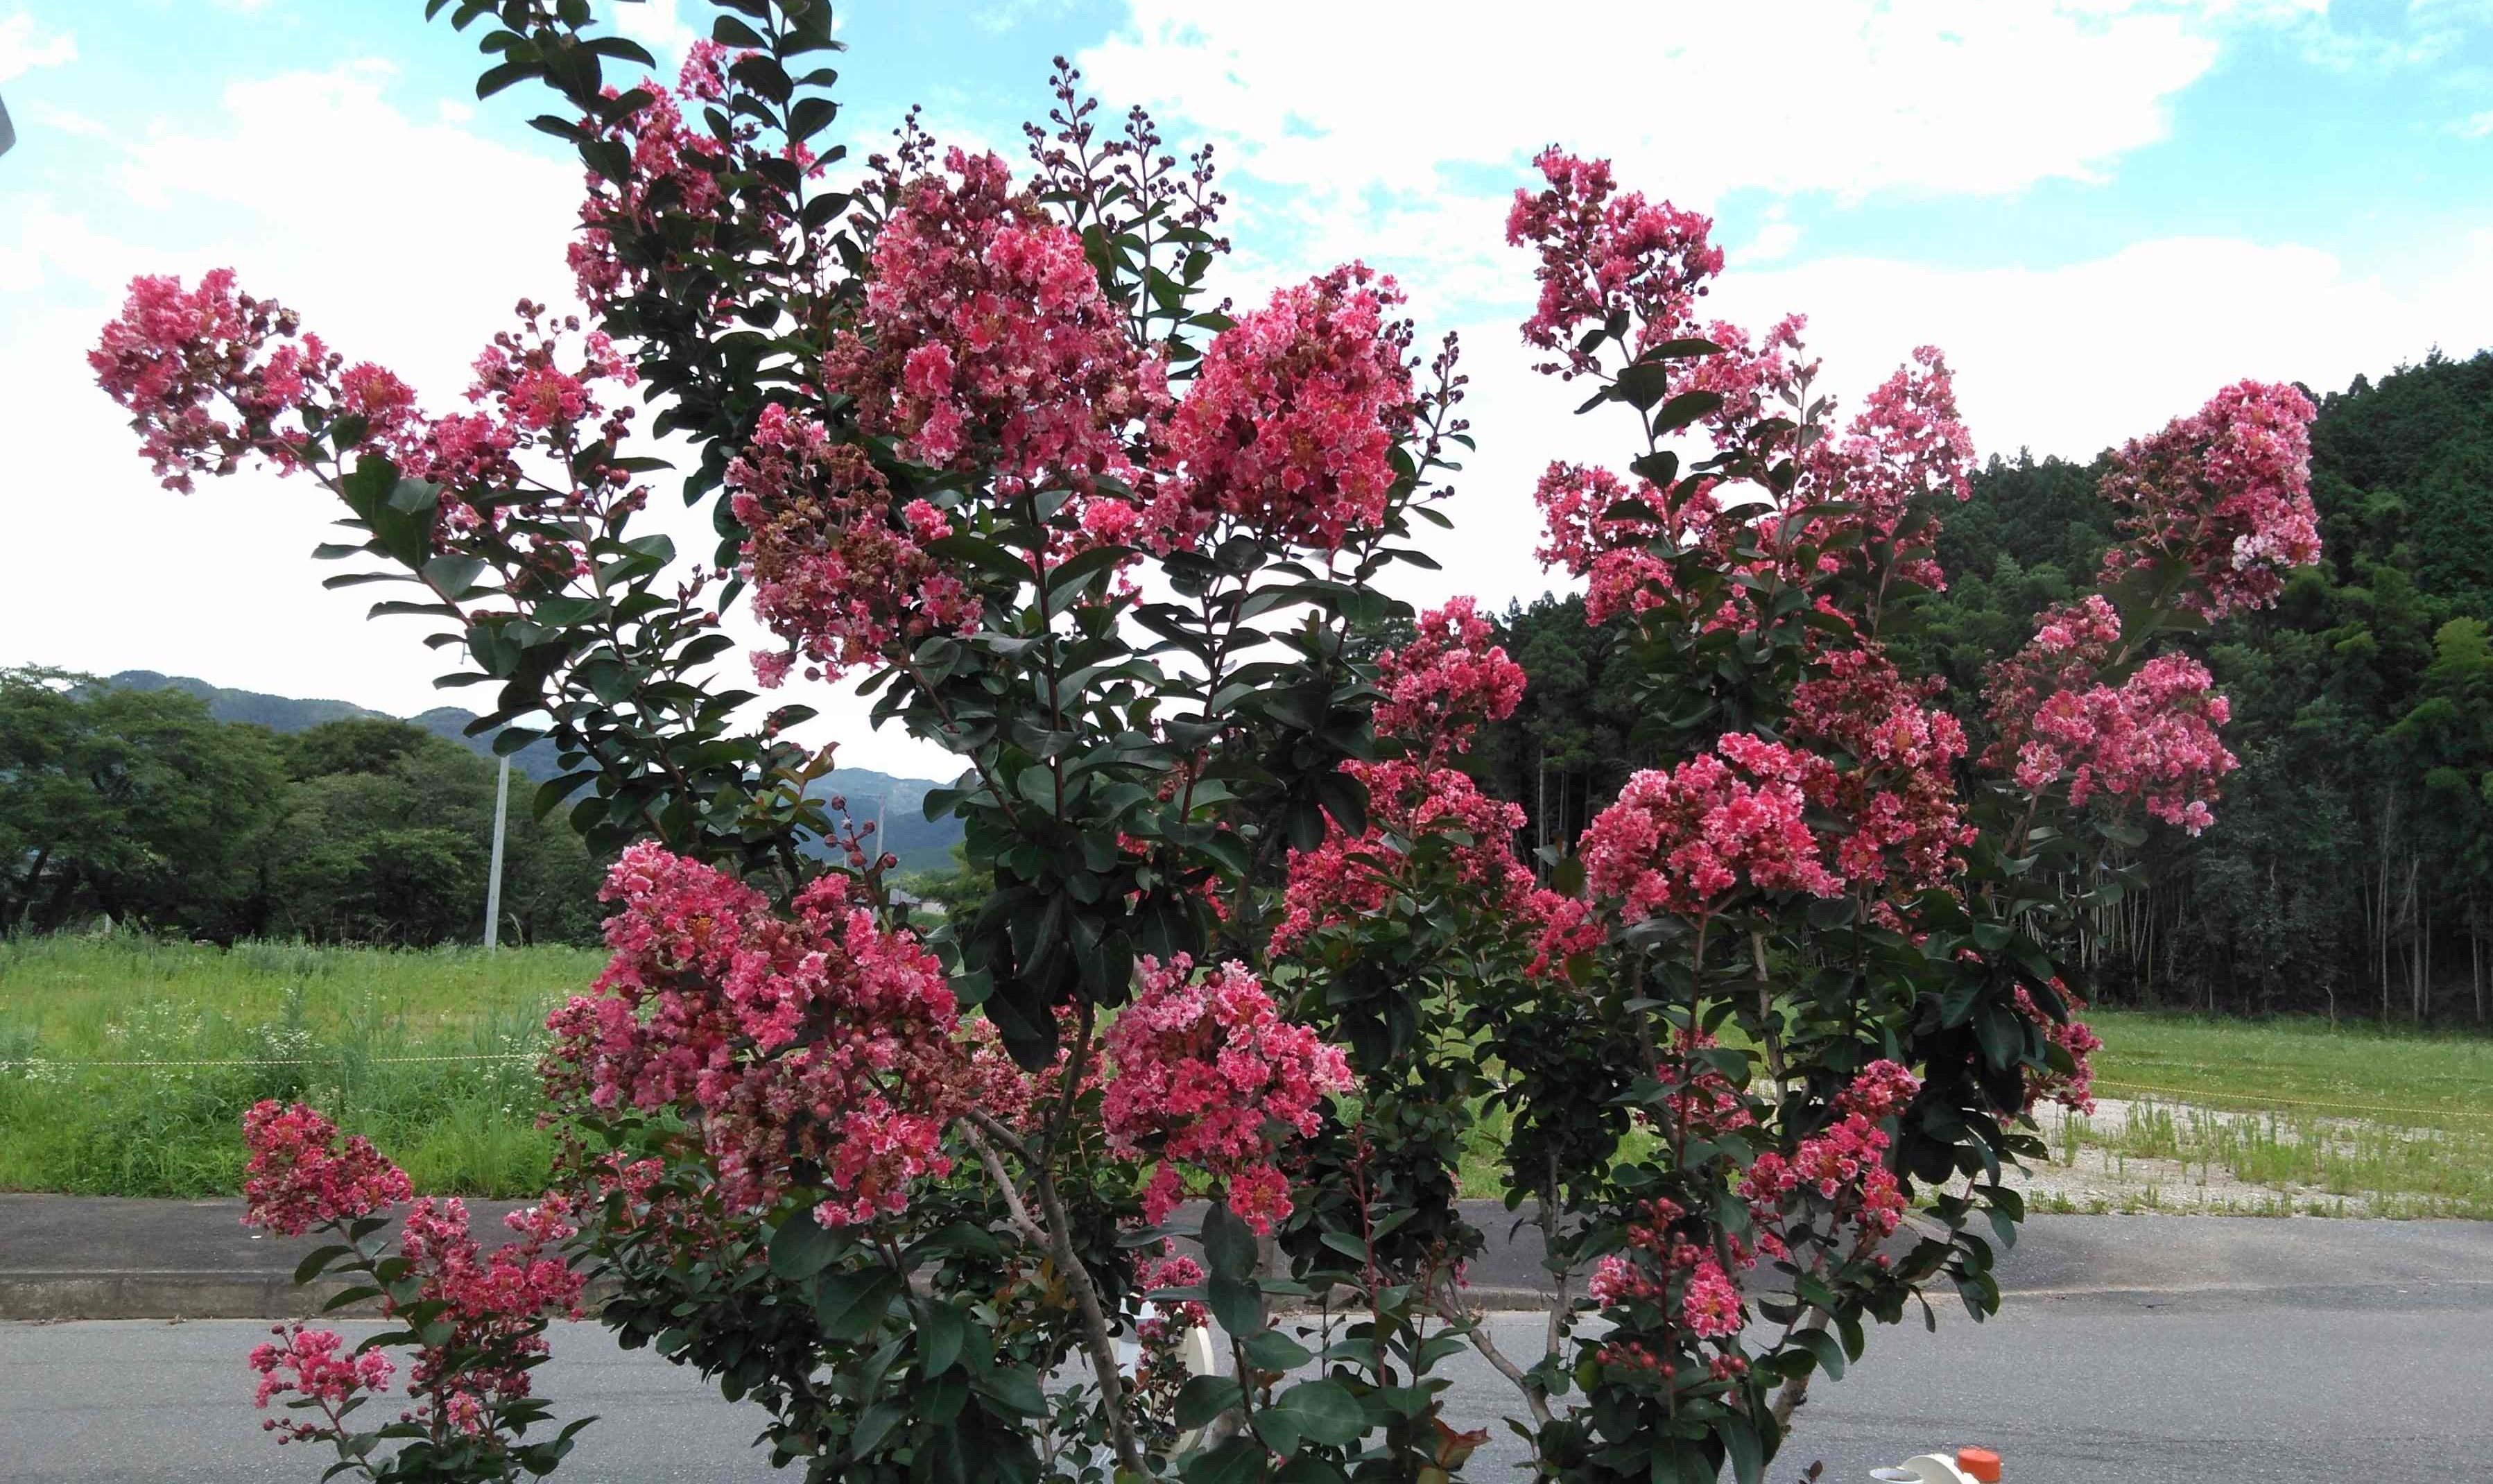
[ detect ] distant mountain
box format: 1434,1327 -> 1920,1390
94,671 -> 965,872
810,769 -> 965,873
100,669 -> 569,778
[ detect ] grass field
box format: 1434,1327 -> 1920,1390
0,933 -> 599,1197
2043,1010 -> 2493,1218
5,935 -> 2490,1213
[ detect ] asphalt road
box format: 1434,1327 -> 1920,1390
7,1218 -> 2490,1483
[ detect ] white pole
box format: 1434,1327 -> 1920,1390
484,755 -> 510,949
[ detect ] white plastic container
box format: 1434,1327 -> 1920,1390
1872,1447 -> 2001,1483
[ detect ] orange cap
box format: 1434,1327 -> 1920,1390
1956,1447 -> 2002,1482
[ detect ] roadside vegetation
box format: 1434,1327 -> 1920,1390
2029,1010 -> 2493,1218
8,939 -> 2491,1214
0,933 -> 598,1196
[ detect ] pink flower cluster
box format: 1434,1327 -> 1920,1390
1101,955 -> 1352,1234
1530,461 -> 1734,628
1797,346 -> 1975,589
544,843 -> 972,1225
241,1101 -> 413,1237
92,270 -> 309,491
731,404 -> 976,678
395,1196 -> 587,1417
1742,1062 -> 1917,1245
2013,981 -> 2104,1114
1583,1197 -> 1751,1343
1577,734 -> 1845,922
1268,759 -> 1538,956
89,270 -> 356,491
92,273 -> 653,596
417,303 -> 647,562
1370,596 -> 1527,755
1984,601 -> 2237,832
239,1102 -> 585,1442
1681,319 -> 1974,592
1787,646 -> 1973,888
827,148 -> 1166,490
1680,313 -> 1813,440
249,1325 -> 397,1444
569,46 -> 738,309
1150,262 -> 1415,553
2097,379 -> 2321,619
1506,150 -> 1723,379
1655,1028 -> 1757,1139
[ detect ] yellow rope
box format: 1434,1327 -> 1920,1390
2093,1077 -> 2493,1124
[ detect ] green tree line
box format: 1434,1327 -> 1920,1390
1,668 -> 609,945
1478,350 -> 2493,1025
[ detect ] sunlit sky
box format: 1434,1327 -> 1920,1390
4,1 -> 2491,777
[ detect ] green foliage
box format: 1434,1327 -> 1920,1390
0,667 -> 287,938
1477,351 -> 2493,1026
1913,352 -> 2493,1023
1,672 -> 609,946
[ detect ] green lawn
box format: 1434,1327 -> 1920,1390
0,934 -> 598,1197
2082,1009 -> 2493,1122
2052,1010 -> 2493,1218
6,937 -> 2490,1214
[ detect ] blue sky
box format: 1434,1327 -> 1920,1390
3,1 -> 2491,775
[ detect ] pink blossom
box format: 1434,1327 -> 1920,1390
1984,606 -> 2237,831
2097,380 -> 2321,619
241,1101 -> 414,1237
732,404 -> 977,675
390,1193 -> 586,1416
1370,597 -> 1526,755
1578,736 -> 1845,921
1787,646 -> 1973,888
1269,759 -> 1537,955
826,148 -> 1165,490
1679,1255 -> 1745,1339
248,1325 -> 395,1442
1525,888 -> 1606,980
1835,1059 -> 1921,1122
544,843 -> 972,1221
1506,150 -> 1723,380
90,270 -> 330,490
1101,956 -> 1350,1234
1797,345 -> 1975,590
1159,262 -> 1415,552
1530,461 -> 1734,628
2014,981 -> 2104,1114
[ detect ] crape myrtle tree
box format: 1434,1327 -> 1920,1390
89,3 -> 2318,1481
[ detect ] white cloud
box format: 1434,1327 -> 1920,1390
0,8 -> 75,82
599,0 -> 696,64
0,60 -> 954,778
1709,233 -> 2493,459
1081,1 -> 2248,212
21,99 -> 108,139
1379,231 -> 2493,623
1744,218 -> 1805,265
2458,108 -> 2493,139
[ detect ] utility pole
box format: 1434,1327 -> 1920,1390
483,755 -> 510,949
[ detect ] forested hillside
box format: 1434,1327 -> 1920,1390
1478,350 -> 2493,1024
3,669 -> 969,944
1,671 -> 608,943
98,670 -> 962,871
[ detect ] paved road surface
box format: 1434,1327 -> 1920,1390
7,1218 -> 2490,1483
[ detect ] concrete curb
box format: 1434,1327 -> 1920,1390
12,1197 -> 2492,1323
3,1271 -> 317,1323
0,1272 -> 1567,1324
